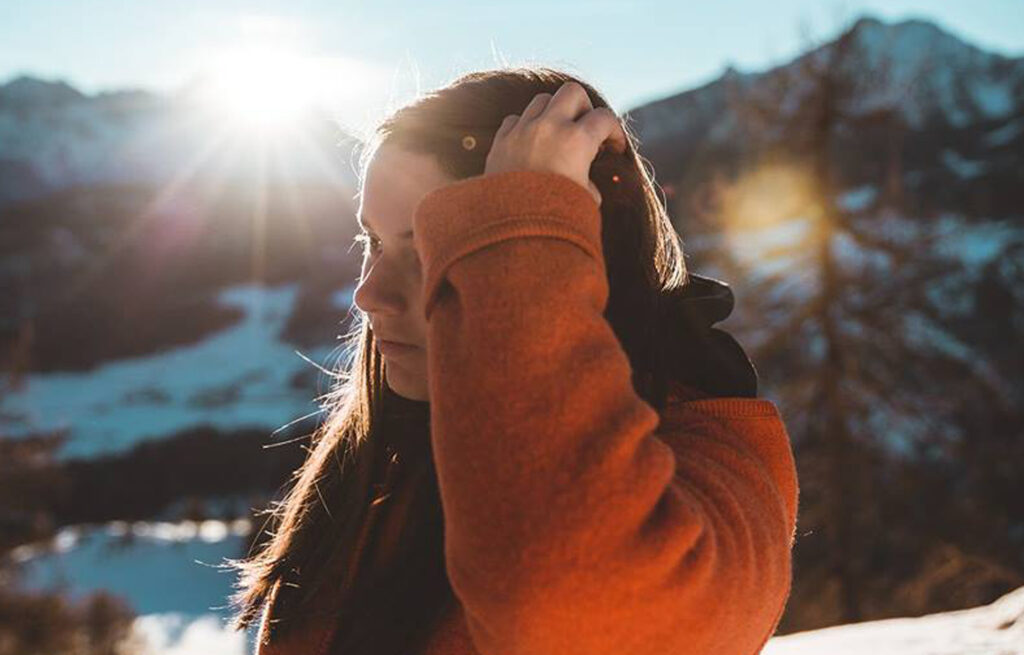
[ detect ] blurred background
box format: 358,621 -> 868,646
1,1 -> 1022,653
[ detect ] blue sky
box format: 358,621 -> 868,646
1,0 -> 1021,130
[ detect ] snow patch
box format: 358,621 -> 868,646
832,230 -> 894,274
983,118 -> 1024,147
134,612 -> 251,655
0,282 -> 340,458
971,78 -> 1015,119
941,149 -> 987,179
932,216 -> 1021,272
837,185 -> 878,212
764,584 -> 1024,655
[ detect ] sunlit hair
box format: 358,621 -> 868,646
228,65 -> 690,655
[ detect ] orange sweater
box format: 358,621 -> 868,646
257,169 -> 799,655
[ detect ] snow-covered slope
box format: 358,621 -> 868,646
135,586 -> 1024,655
0,282 -> 351,457
842,17 -> 1022,128
764,584 -> 1024,655
14,520 -> 1023,655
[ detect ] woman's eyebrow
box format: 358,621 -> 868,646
357,213 -> 414,239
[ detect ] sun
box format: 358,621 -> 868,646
206,46 -> 323,133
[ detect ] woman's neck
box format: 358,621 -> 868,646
380,378 -> 432,463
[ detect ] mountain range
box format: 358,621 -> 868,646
4,14 -> 1019,455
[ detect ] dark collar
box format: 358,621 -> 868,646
657,272 -> 759,399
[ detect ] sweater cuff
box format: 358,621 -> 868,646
412,169 -> 604,319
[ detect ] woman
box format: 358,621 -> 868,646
230,66 -> 799,655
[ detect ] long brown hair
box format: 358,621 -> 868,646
229,65 -> 691,655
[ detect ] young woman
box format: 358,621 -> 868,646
230,67 -> 799,655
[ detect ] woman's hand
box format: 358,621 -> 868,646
483,81 -> 628,208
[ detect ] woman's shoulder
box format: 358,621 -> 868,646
664,378 -> 783,419
659,380 -> 796,510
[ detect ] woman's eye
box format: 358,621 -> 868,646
353,232 -> 381,256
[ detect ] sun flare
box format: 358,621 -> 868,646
205,47 -> 322,132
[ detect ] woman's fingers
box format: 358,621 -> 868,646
578,106 -> 628,155
503,83 -> 625,156
538,83 -> 627,155
484,81 -> 627,195
588,179 -> 603,208
543,81 -> 594,123
495,113 -> 519,139
519,92 -> 552,123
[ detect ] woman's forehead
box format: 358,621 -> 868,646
359,146 -> 453,233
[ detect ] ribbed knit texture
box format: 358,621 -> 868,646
256,169 -> 799,655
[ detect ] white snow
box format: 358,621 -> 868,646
846,18 -> 1021,129
124,580 -> 1024,655
932,216 -> 1022,272
832,229 -> 894,274
971,79 -> 1015,119
941,149 -> 988,179
903,310 -> 975,362
764,584 -> 1024,655
983,118 -> 1024,147
837,185 -> 879,212
134,613 -> 251,655
0,282 -> 344,458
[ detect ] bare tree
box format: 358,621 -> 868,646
696,16 -> 1024,627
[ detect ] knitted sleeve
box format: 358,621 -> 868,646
412,169 -> 799,655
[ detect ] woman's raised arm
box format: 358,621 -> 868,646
412,168 -> 799,655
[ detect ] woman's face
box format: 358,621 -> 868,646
353,144 -> 456,402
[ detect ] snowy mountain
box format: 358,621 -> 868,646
622,16 -> 1023,449
0,12 -> 1017,474
5,13 -> 1018,459
628,17 -> 1024,146
0,73 -> 361,207
623,14 -> 1024,635
0,11 -> 1017,469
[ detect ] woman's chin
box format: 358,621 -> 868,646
384,362 -> 429,401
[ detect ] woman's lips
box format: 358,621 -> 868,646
378,339 -> 419,357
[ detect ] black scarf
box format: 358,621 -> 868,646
657,272 -> 759,399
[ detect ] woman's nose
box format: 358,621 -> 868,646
353,263 -> 407,316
